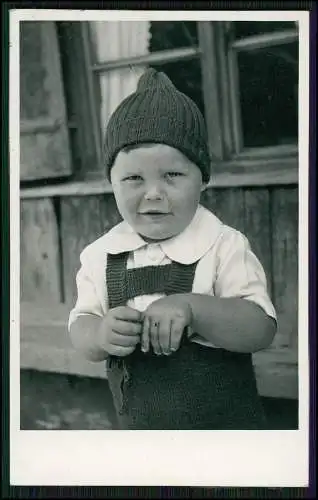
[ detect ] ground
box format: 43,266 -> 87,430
20,369 -> 298,430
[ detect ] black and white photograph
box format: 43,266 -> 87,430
10,8 -> 311,488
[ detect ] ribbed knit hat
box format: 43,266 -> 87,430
103,68 -> 211,183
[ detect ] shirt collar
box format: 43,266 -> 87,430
103,204 -> 224,264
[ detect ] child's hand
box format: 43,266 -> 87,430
98,306 -> 143,357
141,295 -> 192,355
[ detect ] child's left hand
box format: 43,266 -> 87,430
141,295 -> 192,355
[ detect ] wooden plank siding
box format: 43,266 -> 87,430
243,188 -> 273,298
60,195 -> 122,305
271,187 -> 298,352
201,187 -> 246,234
254,187 -> 299,399
20,198 -> 62,304
20,186 -> 299,400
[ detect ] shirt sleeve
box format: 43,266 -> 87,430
214,229 -> 277,321
68,246 -> 106,331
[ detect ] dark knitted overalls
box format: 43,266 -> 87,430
106,252 -> 267,430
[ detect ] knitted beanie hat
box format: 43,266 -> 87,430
103,68 -> 211,183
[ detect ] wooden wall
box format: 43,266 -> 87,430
20,185 -> 299,400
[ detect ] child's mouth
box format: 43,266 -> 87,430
139,211 -> 170,220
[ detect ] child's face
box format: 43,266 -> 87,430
111,144 -> 205,241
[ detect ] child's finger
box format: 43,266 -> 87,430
111,333 -> 140,347
113,306 -> 142,323
150,319 -> 161,355
112,319 -> 142,336
158,319 -> 172,355
169,317 -> 186,352
109,345 -> 138,357
141,316 -> 150,353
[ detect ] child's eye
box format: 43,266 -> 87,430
123,175 -> 143,182
165,172 -> 184,179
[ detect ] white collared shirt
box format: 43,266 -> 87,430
68,204 -> 277,348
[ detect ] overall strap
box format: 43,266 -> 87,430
106,251 -> 198,309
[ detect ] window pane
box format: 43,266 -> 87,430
149,21 -> 199,51
150,58 -> 205,118
237,42 -> 298,148
233,21 -> 297,39
90,21 -> 150,62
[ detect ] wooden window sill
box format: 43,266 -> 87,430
20,179 -> 114,199
211,156 -> 298,187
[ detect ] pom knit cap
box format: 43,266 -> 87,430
103,68 -> 211,183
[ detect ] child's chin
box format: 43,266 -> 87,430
139,229 -> 175,242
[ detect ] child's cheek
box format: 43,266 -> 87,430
117,187 -> 140,212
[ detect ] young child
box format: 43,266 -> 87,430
68,68 -> 277,430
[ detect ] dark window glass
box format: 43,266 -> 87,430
237,42 -> 298,148
233,21 -> 297,39
149,21 -> 199,51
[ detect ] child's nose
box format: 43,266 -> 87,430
144,183 -> 164,200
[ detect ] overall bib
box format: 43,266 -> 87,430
106,252 -> 267,430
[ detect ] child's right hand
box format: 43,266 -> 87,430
98,306 -> 143,357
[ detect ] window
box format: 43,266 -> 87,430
57,20 -> 299,185
221,21 -> 299,156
